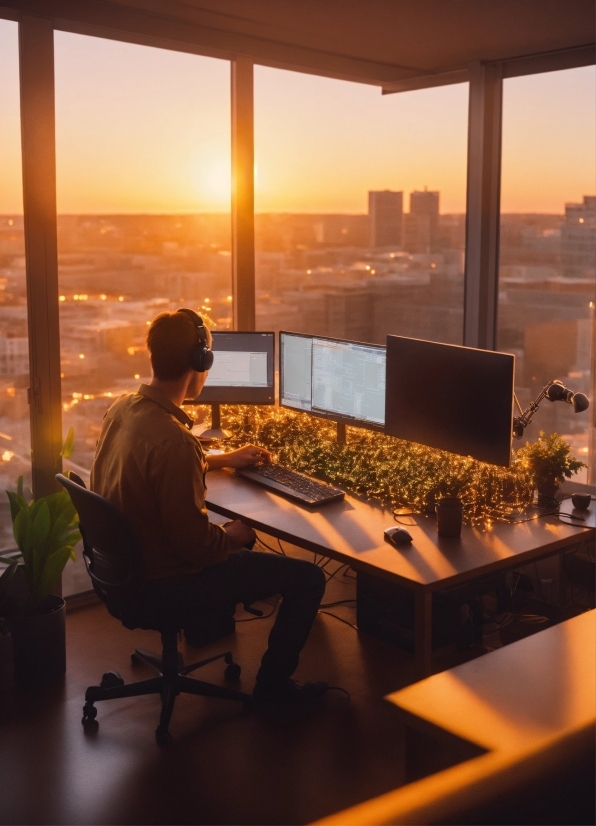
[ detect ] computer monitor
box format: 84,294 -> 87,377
197,331 -> 275,405
280,331 -> 386,439
384,336 -> 515,467
188,331 -> 274,439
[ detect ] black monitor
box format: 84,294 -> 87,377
188,331 -> 274,439
384,336 -> 515,467
280,331 -> 386,440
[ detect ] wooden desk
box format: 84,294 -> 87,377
313,610 -> 596,826
559,495 -> 596,529
206,470 -> 595,676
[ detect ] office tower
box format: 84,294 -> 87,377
405,188 -> 440,253
561,195 -> 596,278
368,190 -> 403,248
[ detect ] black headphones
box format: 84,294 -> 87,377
177,308 -> 214,373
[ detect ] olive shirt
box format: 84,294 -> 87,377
90,384 -> 230,582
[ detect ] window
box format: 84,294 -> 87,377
254,68 -> 468,347
0,20 -> 32,553
499,67 -> 596,481
54,32 -> 231,593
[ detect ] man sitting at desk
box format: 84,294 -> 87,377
91,309 -> 328,705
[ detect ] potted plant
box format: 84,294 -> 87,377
0,560 -> 17,681
516,431 -> 586,507
4,428 -> 81,686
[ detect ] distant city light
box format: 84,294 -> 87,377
59,295 -> 66,302
8,219 -> 13,226
6,388 -> 15,398
365,266 -> 370,270
79,354 -> 85,359
100,294 -> 107,300
83,394 -> 91,400
1,451 -> 14,462
371,269 -> 376,274
72,392 -> 82,398
306,270 -> 311,275
227,296 -> 232,302
118,296 -> 124,301
60,373 -> 65,378
127,347 -> 135,356
204,298 -> 210,302
579,218 -> 584,223
134,374 -> 140,379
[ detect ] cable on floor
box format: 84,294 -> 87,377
327,685 -> 351,700
318,609 -> 358,630
237,597 -> 280,622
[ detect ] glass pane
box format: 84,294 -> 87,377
254,68 -> 468,346
499,67 -> 596,483
0,20 -> 32,554
54,32 -> 231,594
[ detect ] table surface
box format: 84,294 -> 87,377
313,611 -> 596,826
386,608 -> 596,751
559,495 -> 596,528
206,470 -> 595,591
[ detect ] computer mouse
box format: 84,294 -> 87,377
384,526 -> 413,546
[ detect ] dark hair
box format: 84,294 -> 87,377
146,311 -> 197,381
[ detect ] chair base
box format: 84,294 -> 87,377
82,632 -> 251,743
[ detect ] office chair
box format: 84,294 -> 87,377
56,473 -> 251,745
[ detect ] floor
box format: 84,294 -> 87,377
1,537 -> 592,826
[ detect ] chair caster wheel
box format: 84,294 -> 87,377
225,662 -> 241,682
101,671 -> 124,689
155,726 -> 172,746
82,703 -> 97,723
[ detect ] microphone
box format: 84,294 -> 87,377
513,379 -> 590,439
545,380 -> 590,412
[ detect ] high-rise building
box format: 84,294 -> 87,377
368,190 -> 403,248
561,195 -> 596,278
405,188 -> 440,253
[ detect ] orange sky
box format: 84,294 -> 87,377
0,21 -> 594,215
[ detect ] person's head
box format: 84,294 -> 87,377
146,310 -> 212,397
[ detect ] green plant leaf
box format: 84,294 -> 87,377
6,490 -> 28,524
36,546 -> 72,601
13,507 -> 30,553
0,562 -> 17,605
30,501 -> 51,550
61,426 -> 75,459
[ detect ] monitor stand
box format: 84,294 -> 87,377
196,404 -> 232,442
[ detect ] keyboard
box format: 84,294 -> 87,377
236,463 -> 345,506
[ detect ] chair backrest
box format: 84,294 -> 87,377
56,473 -> 145,602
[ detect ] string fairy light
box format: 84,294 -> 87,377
205,406 -> 536,524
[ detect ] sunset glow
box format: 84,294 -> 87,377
0,22 -> 594,215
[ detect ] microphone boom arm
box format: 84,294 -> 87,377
513,380 -> 590,440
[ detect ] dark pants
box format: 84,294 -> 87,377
148,551 -> 326,687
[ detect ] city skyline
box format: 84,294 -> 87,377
0,21 -> 595,216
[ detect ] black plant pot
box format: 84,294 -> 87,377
536,482 -> 560,509
9,594 -> 66,687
